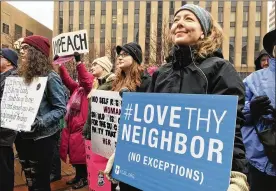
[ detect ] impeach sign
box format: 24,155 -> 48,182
52,30 -> 89,57
0,77 -> 47,132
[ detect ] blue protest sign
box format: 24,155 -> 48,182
112,93 -> 238,191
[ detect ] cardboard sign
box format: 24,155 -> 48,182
112,93 -> 238,191
0,77 -> 48,132
52,30 -> 89,57
85,140 -> 111,191
90,90 -> 122,159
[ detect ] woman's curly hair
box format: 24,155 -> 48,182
18,46 -> 52,84
112,61 -> 145,92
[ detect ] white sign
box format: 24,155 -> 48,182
90,90 -> 122,159
0,77 -> 48,132
52,30 -> 89,57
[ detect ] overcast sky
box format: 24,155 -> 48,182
7,1 -> 273,32
7,1 -> 54,30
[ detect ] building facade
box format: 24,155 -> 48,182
269,1 -> 275,31
1,2 -> 52,49
54,0 -> 268,72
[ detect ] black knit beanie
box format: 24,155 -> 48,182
116,42 -> 143,64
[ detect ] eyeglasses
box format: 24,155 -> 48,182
20,45 -> 30,51
117,52 -> 129,58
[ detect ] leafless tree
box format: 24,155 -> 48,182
149,18 -> 173,67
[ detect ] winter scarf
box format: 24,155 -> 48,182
65,87 -> 85,121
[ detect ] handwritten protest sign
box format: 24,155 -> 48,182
52,30 -> 89,57
0,77 -> 47,132
90,90 -> 122,159
112,93 -> 238,191
85,140 -> 111,191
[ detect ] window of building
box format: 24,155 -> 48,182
255,27 -> 261,36
255,21 -> 261,27
112,16 -> 117,24
242,37 -> 247,65
90,15 -> 95,24
134,14 -> 139,23
242,27 -> 248,37
243,12 -> 248,21
59,1 -> 63,34
79,0 -> 84,30
69,15 -> 73,24
112,1 -> 117,15
134,28 -> 139,42
112,28 -> 116,43
135,1 -> 140,9
59,1 -> 63,11
69,1 -> 74,10
169,1 -> 174,15
14,24 -> 22,40
90,0 -> 95,15
80,0 -> 84,10
69,24 -> 73,32
123,1 -> 128,15
230,12 -> 235,22
255,12 -> 261,21
100,28 -> 105,43
101,15 -> 106,24
26,29 -> 33,36
123,15 -> 128,24
2,23 -> 9,34
90,29 -> 94,43
230,27 -> 235,36
218,11 -> 223,22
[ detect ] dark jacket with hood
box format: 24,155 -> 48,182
254,49 -> 269,71
0,68 -> 17,147
148,45 -> 247,174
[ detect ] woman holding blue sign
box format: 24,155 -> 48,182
105,42 -> 151,191
147,4 -> 248,191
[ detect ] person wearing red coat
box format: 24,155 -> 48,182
57,53 -> 94,189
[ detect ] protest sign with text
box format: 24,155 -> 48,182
85,140 -> 111,191
0,77 -> 48,132
52,30 -> 89,57
112,93 -> 238,191
90,90 -> 122,159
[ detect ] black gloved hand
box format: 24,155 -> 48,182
53,55 -> 59,61
250,96 -> 273,121
74,52 -> 81,62
30,118 -> 42,132
119,87 -> 130,98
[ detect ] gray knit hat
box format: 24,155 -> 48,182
174,4 -> 212,36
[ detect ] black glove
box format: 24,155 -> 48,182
53,55 -> 59,61
119,87 -> 130,98
30,118 -> 42,132
74,52 -> 81,62
250,96 -> 273,121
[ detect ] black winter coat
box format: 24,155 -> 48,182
0,68 -> 17,147
148,46 -> 247,173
